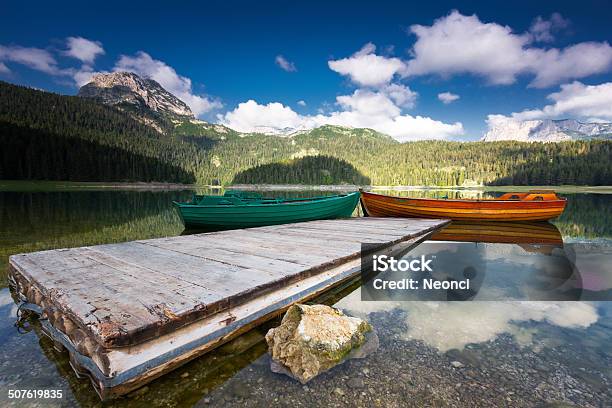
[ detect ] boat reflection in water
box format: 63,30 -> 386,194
429,220 -> 563,253
430,221 -> 612,301
361,221 -> 606,302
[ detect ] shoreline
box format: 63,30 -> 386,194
1,180 -> 611,194
0,180 -> 198,192
229,184 -> 612,194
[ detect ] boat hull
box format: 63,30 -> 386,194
360,191 -> 566,222
175,192 -> 360,229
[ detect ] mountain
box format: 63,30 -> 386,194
482,119 -> 612,142
78,72 -> 195,132
1,80 -> 610,186
0,80 -> 205,182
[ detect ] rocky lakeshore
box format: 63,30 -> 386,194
0,296 -> 610,408
199,309 -> 611,408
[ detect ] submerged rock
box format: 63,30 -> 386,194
266,304 -> 376,383
450,361 -> 465,368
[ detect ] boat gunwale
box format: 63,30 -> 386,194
362,190 -> 567,205
173,191 -> 360,208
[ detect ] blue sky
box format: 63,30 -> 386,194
1,0 -> 612,140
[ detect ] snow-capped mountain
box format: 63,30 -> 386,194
482,118 -> 612,142
248,125 -> 308,136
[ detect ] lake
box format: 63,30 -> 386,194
0,184 -> 610,407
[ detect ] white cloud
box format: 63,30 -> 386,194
72,66 -> 103,87
403,10 -> 612,88
218,100 -> 311,133
114,51 -> 222,116
225,43 -> 438,140
334,89 -> 400,117
438,92 -> 460,104
0,45 -> 60,75
355,42 -> 376,56
488,81 -> 612,125
328,43 -> 405,87
219,89 -> 463,141
297,100 -> 306,106
64,37 -> 104,64
529,13 -> 570,43
383,83 -> 418,108
404,11 -> 532,85
221,44 -> 458,142
528,42 -> 612,88
0,39 -> 107,87
337,293 -> 598,352
275,55 -> 297,72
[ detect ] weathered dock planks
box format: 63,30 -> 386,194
8,217 -> 449,399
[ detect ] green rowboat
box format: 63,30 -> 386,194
173,191 -> 360,229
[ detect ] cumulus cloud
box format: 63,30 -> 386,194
403,10 -> 612,88
275,55 -> 297,72
297,100 -> 306,106
219,100 -> 310,133
529,13 -> 570,43
114,51 -> 222,115
219,89 -> 463,141
319,90 -> 463,141
438,92 -> 460,104
0,45 -> 60,74
220,43 -> 457,141
488,81 -> 612,126
383,83 -> 418,108
528,42 -> 612,88
328,42 -> 405,87
404,11 -> 532,85
64,37 -> 104,64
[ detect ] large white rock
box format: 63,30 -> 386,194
266,304 -> 374,383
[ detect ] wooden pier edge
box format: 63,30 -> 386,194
8,218 -> 449,399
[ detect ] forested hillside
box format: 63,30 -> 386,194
0,81 -> 205,182
233,155 -> 371,185
1,81 -> 610,186
200,129 -> 611,186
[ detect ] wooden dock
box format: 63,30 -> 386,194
8,217 -> 448,399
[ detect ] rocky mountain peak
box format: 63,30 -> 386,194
482,118 -> 612,142
78,72 -> 194,119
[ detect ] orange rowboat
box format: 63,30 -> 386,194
360,190 -> 567,221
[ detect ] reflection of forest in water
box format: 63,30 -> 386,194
0,188 -> 610,287
555,194 -> 612,239
0,190 -> 193,285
